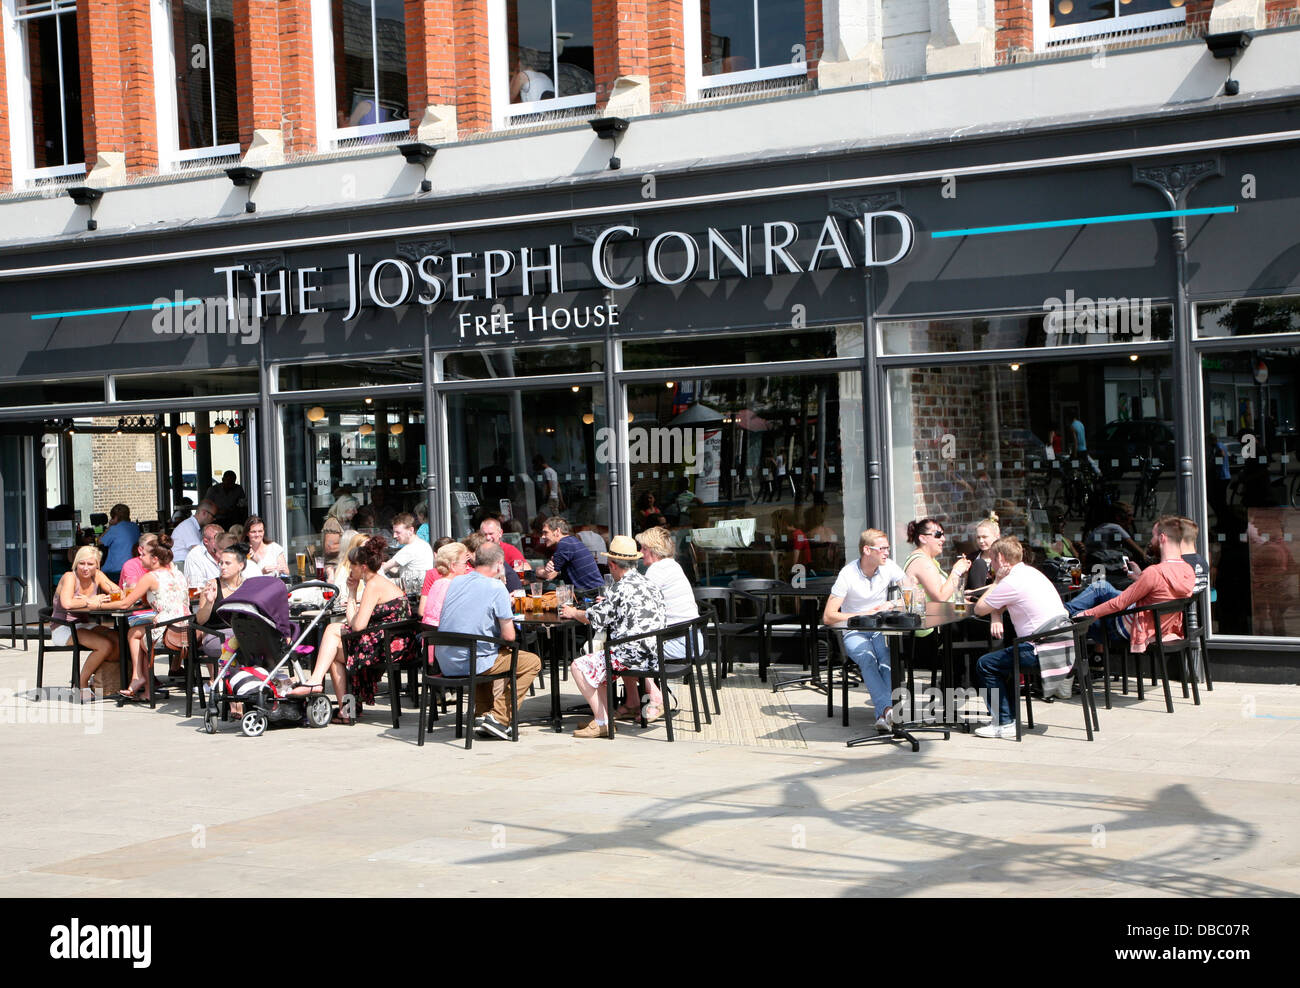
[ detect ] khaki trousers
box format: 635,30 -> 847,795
473,647 -> 541,726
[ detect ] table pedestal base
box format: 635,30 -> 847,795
846,721 -> 951,753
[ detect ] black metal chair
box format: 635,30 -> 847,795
602,616 -> 712,741
343,617 -> 423,728
1008,615 -> 1101,742
36,607 -> 83,695
729,578 -> 800,682
692,600 -> 723,716
1101,597 -> 1199,714
140,613 -> 195,709
692,586 -> 763,679
416,630 -> 521,748
0,576 -> 27,650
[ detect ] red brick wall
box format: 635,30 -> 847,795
78,0 -> 125,171
1265,0 -> 1298,22
1185,0 -> 1214,28
279,1 -> 317,154
649,0 -> 685,105
454,0 -> 492,133
119,1 -> 156,171
1,20 -> 12,185
405,0 -> 458,124
804,0 -> 822,82
593,0 -> 649,108
995,0 -> 1034,57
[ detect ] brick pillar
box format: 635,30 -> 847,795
405,0 -> 457,123
1186,0 -> 1216,27
994,0 -> 1033,58
233,2 -> 315,158
649,0 -> 685,106
593,0 -> 648,109
278,1 -> 316,154
453,0 -> 492,133
118,1 -> 156,171
805,0 -> 824,81
78,0 -> 125,172
1266,0 -> 1300,19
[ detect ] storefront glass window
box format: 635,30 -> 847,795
332,0 -> 408,137
0,378 -> 104,407
880,308 -> 1172,356
280,397 -> 427,565
21,1 -> 84,174
113,368 -> 259,401
277,356 -> 423,392
506,0 -> 595,110
622,326 -> 860,369
1203,346 -> 1300,639
445,385 -> 608,560
888,354 -> 1176,587
624,370 -> 862,586
442,342 -> 603,381
170,0 -> 239,156
1197,296 -> 1300,338
700,0 -> 806,79
1049,0 -> 1184,33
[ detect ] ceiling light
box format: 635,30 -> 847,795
582,413 -> 594,425
571,385 -> 580,393
1009,363 -> 1020,372
176,422 -> 193,437
389,422 -> 404,435
1130,354 -> 1139,362
213,420 -> 229,436
359,423 -> 374,436
306,406 -> 326,422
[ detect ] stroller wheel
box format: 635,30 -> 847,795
240,710 -> 268,738
203,714 -> 217,735
306,694 -> 332,728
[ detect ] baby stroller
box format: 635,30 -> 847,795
203,576 -> 337,738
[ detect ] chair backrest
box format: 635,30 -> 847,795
1,576 -> 26,607
693,586 -> 738,622
418,628 -> 514,677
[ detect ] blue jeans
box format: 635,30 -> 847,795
976,642 -> 1039,726
1065,581 -> 1127,642
842,631 -> 893,718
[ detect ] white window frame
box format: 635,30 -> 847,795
491,0 -> 596,127
312,0 -> 412,148
1033,0 -> 1187,52
152,0 -> 241,173
5,0 -> 86,184
684,0 -> 808,100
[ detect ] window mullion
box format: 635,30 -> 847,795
752,0 -> 760,69
54,8 -> 68,167
371,0 -> 380,113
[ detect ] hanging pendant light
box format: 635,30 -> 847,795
176,422 -> 193,437
389,422 -> 404,435
306,406 -> 326,422
359,423 -> 374,436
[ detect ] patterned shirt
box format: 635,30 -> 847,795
586,570 -> 666,671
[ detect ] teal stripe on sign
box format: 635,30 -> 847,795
931,206 -> 1237,239
30,299 -> 201,321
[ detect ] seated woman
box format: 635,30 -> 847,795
331,531 -> 371,614
967,515 -> 1000,590
903,517 -> 971,606
293,536 -> 412,723
245,515 -> 288,576
194,543 -> 249,674
55,546 -> 122,699
119,532 -> 158,592
634,526 -> 702,722
113,534 -> 189,702
421,541 -> 473,629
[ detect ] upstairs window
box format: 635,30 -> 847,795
331,0 -> 409,141
698,0 -> 806,87
169,0 -> 239,161
1042,0 -> 1187,48
504,1 -> 595,117
15,0 -> 84,178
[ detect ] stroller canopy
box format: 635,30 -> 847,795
216,576 -> 295,637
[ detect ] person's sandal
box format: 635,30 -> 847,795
642,704 -> 663,723
613,705 -> 640,722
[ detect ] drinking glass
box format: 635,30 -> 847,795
296,552 -> 307,578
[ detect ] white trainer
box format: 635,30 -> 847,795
974,721 -> 1017,739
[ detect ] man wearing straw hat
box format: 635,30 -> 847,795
561,535 -> 666,738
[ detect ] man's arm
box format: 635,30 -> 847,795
972,583 -> 1002,618
1082,566 -> 1159,618
498,616 -> 516,642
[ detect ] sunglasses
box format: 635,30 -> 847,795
926,530 -> 946,539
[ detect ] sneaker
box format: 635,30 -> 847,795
475,713 -> 511,740
874,716 -> 892,734
573,721 -> 610,738
974,722 -> 1018,739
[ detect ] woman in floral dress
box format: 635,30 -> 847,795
114,534 -> 189,702
293,535 -> 414,722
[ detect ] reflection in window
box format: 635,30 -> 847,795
888,355 -> 1176,594
20,0 -> 84,172
1048,0 -> 1185,34
701,0 -> 806,78
1197,297 -> 1300,338
1204,348 -> 1300,638
625,371 -> 860,586
332,0 -> 408,134
281,398 -> 427,560
445,386 -> 609,559
442,342 -> 603,381
622,327 -> 861,370
171,0 -> 238,155
879,308 -> 1172,356
507,0 -> 594,108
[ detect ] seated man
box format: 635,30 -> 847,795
1075,515 -> 1195,656
384,512 -> 434,594
538,517 -> 605,604
183,523 -> 226,587
437,542 -> 541,740
822,529 -> 907,733
480,516 -> 530,579
561,536 -> 666,738
971,536 -> 1072,739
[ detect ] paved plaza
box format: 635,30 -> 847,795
1,645 -> 1297,898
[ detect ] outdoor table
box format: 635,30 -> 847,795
828,601 -> 972,752
732,577 -> 837,689
516,610 -> 584,732
64,605 -> 139,692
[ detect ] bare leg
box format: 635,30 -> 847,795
307,624 -> 343,686
620,675 -> 642,711
76,627 -> 119,688
570,663 -> 608,724
126,627 -> 149,695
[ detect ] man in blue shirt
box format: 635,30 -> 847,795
437,542 -> 540,739
98,504 -> 140,584
538,517 -> 605,604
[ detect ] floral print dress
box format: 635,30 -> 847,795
147,565 -> 190,645
572,570 -> 666,687
344,595 -> 413,706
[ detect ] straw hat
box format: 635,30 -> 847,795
602,535 -> 641,562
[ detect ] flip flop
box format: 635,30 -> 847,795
115,690 -> 144,705
288,683 -> 324,697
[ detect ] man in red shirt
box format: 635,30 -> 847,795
1077,516 -> 1195,654
480,516 -> 530,579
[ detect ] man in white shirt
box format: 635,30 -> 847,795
971,536 -> 1071,739
172,500 -> 216,566
823,529 -> 908,733
183,523 -> 225,587
384,512 -> 434,594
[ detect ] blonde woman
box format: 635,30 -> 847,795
112,534 -> 189,702
331,531 -> 370,613
54,546 -> 121,698
968,515 -> 1001,589
420,541 -> 473,627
